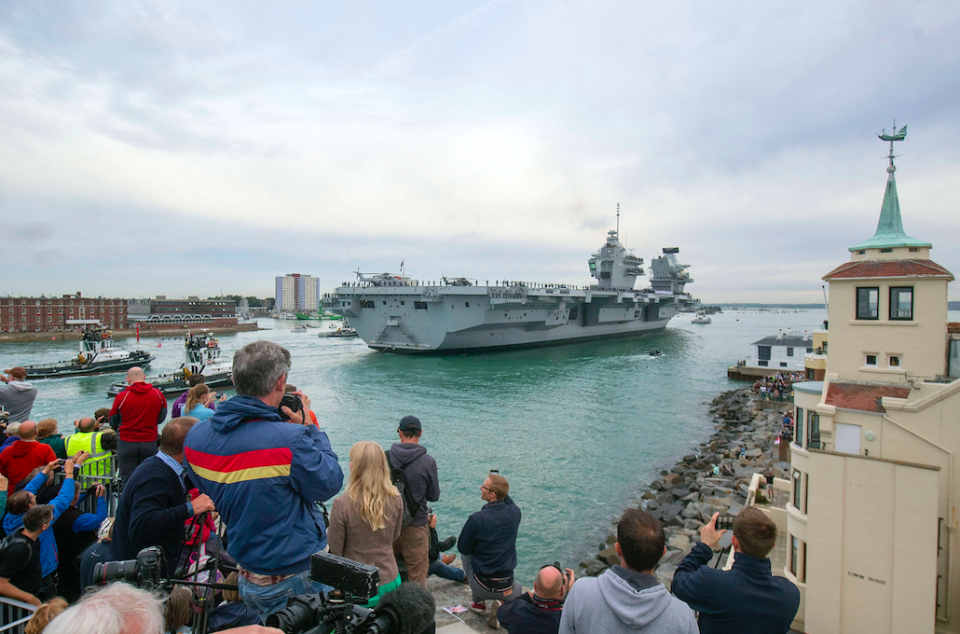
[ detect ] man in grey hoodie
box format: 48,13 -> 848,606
0,368 -> 38,423
387,415 -> 440,588
559,509 -> 697,634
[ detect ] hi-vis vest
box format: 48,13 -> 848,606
66,431 -> 112,479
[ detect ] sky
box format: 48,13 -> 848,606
1,0 -> 959,303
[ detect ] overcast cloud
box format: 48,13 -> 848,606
1,0 -> 958,302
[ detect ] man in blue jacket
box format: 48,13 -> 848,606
672,508 -> 800,634
459,473 -> 523,630
2,452 -> 87,599
185,340 -> 343,623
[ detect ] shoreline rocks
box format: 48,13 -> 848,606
578,387 -> 790,587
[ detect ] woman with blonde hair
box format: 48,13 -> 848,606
327,441 -> 403,607
183,384 -> 215,420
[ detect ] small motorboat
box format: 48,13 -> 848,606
319,322 -> 358,338
691,312 -> 712,324
649,349 -> 663,357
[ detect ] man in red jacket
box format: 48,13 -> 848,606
108,367 -> 167,481
0,421 -> 57,494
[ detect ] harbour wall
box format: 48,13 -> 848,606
0,322 -> 262,344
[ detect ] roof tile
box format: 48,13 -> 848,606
824,259 -> 953,281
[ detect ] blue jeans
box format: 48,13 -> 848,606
429,559 -> 466,582
239,569 -> 333,624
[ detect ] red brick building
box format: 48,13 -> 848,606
0,294 -> 128,332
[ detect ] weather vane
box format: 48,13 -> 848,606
878,120 -> 907,169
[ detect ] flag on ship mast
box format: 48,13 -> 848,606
136,322 -> 140,342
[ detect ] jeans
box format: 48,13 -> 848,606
117,439 -> 158,480
462,555 -> 522,604
429,559 -> 466,582
239,569 -> 333,624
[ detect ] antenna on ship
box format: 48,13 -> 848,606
616,203 -> 620,236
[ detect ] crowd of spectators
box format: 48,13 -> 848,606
752,371 -> 803,399
0,341 -> 802,634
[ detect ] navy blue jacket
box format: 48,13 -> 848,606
112,455 -> 192,576
458,495 -> 521,577
498,593 -> 562,634
672,542 -> 800,634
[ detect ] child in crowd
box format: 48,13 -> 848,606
25,597 -> 68,634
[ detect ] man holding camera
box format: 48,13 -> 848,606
497,563 -> 575,634
671,509 -> 800,634
185,340 -> 344,622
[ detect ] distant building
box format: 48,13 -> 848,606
0,293 -> 128,332
127,296 -> 237,329
276,274 -> 320,313
752,333 -> 813,371
788,130 -> 960,633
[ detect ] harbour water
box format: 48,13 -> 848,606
1,310 -> 837,582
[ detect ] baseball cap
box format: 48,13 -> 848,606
398,415 -> 422,433
4,367 -> 27,380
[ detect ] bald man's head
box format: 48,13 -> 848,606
77,417 -> 97,433
18,421 -> 37,441
126,367 -> 146,384
534,566 -> 565,600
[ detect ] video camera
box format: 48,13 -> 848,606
267,552 -> 435,634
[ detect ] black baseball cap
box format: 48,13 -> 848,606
398,415 -> 422,433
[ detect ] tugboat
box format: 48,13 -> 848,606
22,327 -> 155,379
691,312 -> 712,324
319,320 -> 358,338
106,331 -> 232,397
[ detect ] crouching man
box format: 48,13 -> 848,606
497,562 -> 575,634
559,509 -> 697,634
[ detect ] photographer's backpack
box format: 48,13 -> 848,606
0,530 -> 34,570
389,455 -> 422,528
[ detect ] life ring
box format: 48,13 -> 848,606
207,340 -> 216,348
102,333 -> 109,340
206,359 -> 214,365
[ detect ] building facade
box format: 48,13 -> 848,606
127,296 -> 237,327
0,294 -> 128,331
788,130 -> 959,633
275,273 -> 320,313
752,333 -> 813,371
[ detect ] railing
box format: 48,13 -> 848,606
0,597 -> 37,634
758,392 -> 794,403
51,454 -> 121,516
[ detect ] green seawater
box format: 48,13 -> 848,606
1,310 -> 830,582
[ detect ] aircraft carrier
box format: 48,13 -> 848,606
322,226 -> 696,353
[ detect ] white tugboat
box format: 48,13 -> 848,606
691,312 -> 712,324
106,331 -> 232,397
21,327 -> 155,379
323,213 -> 696,353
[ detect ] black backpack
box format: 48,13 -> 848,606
0,531 -> 34,569
389,455 -> 423,528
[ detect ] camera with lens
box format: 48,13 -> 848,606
278,393 -> 304,421
267,552 -> 435,634
93,546 -> 166,590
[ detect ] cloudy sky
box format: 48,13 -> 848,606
1,0 -> 958,303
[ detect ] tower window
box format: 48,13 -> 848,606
889,287 -> 913,320
856,287 -> 879,320
865,354 -> 878,367
889,355 -> 900,367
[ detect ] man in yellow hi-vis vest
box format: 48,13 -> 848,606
65,417 -> 118,482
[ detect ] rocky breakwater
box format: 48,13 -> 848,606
580,388 -> 791,588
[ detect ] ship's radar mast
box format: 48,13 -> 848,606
587,206 -> 644,290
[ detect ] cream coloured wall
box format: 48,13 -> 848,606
850,245 -> 931,262
824,276 -> 949,382
803,449 -> 940,634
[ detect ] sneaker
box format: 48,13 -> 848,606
437,535 -> 457,551
470,602 -> 487,615
487,600 -> 501,630
441,553 -> 457,565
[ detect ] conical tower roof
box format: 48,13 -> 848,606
850,127 -> 931,251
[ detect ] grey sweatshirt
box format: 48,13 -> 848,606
387,442 -> 439,527
559,568 -> 698,634
0,381 -> 38,423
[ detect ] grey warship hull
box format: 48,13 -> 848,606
324,225 -> 696,354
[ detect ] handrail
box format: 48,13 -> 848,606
0,596 -> 37,634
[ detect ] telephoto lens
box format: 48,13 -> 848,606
92,559 -> 139,586
266,594 -> 326,633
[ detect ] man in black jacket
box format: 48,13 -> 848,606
672,507 -> 800,634
111,417 -> 214,575
458,473 -> 522,630
497,563 -> 575,634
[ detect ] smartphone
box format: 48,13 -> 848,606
716,514 -> 735,531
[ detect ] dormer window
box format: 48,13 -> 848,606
858,250 -> 866,255
880,248 -> 893,253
